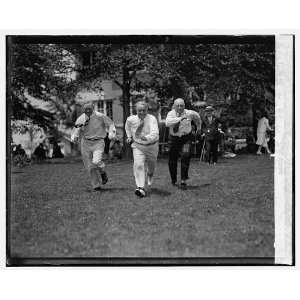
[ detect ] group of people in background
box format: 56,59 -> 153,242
12,140 -> 65,167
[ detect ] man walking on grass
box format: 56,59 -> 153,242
165,98 -> 201,189
125,101 -> 159,197
202,105 -> 221,165
71,102 -> 116,191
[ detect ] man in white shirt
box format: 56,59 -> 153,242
125,101 -> 159,197
165,98 -> 201,189
71,102 -> 116,191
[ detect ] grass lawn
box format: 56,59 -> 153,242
9,154 -> 274,258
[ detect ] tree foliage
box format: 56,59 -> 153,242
9,41 -> 275,142
9,43 -> 77,130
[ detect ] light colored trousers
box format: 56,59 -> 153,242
132,142 -> 159,188
81,138 -> 105,189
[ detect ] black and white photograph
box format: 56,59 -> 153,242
6,34 -> 294,266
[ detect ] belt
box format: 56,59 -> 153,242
170,132 -> 192,138
133,140 -> 158,146
84,137 -> 104,141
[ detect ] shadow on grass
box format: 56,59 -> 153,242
84,187 -> 130,193
149,188 -> 172,197
11,171 -> 25,174
184,183 -> 211,190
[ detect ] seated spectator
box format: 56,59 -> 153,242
246,131 -> 257,154
12,144 -> 28,167
224,128 -> 236,153
109,140 -> 123,160
33,143 -> 47,161
52,141 -> 64,158
13,144 -> 26,157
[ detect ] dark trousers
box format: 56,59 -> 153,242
168,134 -> 192,183
205,139 -> 218,163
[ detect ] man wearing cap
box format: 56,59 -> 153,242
165,98 -> 201,189
71,102 -> 116,191
202,106 -> 221,165
125,101 -> 159,197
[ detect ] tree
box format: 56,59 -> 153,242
9,40 -> 274,153
67,44 -> 184,155
8,41 -> 77,131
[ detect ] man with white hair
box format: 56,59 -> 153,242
71,102 -> 116,191
165,98 -> 201,189
125,101 -> 159,197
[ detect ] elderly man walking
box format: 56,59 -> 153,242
202,106 -> 221,165
71,102 -> 116,191
165,98 -> 201,189
125,101 -> 159,197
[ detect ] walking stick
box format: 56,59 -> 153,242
200,137 -> 206,162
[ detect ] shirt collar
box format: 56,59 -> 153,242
176,109 -> 186,117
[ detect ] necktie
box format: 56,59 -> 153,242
173,121 -> 180,133
75,116 -> 90,128
135,119 -> 144,138
84,116 -> 90,126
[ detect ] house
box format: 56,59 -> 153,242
74,79 -> 124,138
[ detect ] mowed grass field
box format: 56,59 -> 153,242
9,155 -> 274,258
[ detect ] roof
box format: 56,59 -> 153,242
24,90 -> 57,113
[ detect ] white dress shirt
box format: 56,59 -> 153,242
125,114 -> 159,145
165,109 -> 201,137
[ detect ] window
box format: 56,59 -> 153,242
97,101 -> 104,113
106,101 -> 113,119
82,52 -> 91,67
95,100 -> 113,120
81,51 -> 95,68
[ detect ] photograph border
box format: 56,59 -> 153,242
6,34 -> 294,267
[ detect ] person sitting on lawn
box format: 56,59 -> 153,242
125,101 -> 159,197
33,143 -> 47,162
13,144 -> 26,157
223,127 -> 236,155
52,141 -> 64,159
71,102 -> 116,191
109,139 -> 123,160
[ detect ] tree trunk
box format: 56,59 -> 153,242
122,66 -> 132,158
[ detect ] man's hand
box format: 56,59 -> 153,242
71,136 -> 79,143
140,135 -> 148,141
109,134 -> 116,141
126,137 -> 133,144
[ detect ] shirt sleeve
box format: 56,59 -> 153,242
165,110 -> 181,127
144,116 -> 159,143
71,114 -> 84,141
189,110 -> 202,130
265,118 -> 272,130
125,117 -> 132,139
102,115 -> 116,139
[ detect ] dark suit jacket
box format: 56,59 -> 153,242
202,116 -> 220,141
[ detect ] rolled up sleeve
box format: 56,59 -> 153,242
125,118 -> 132,139
71,115 -> 85,141
145,116 -> 159,143
190,110 -> 202,130
165,111 -> 181,127
103,115 -> 116,139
